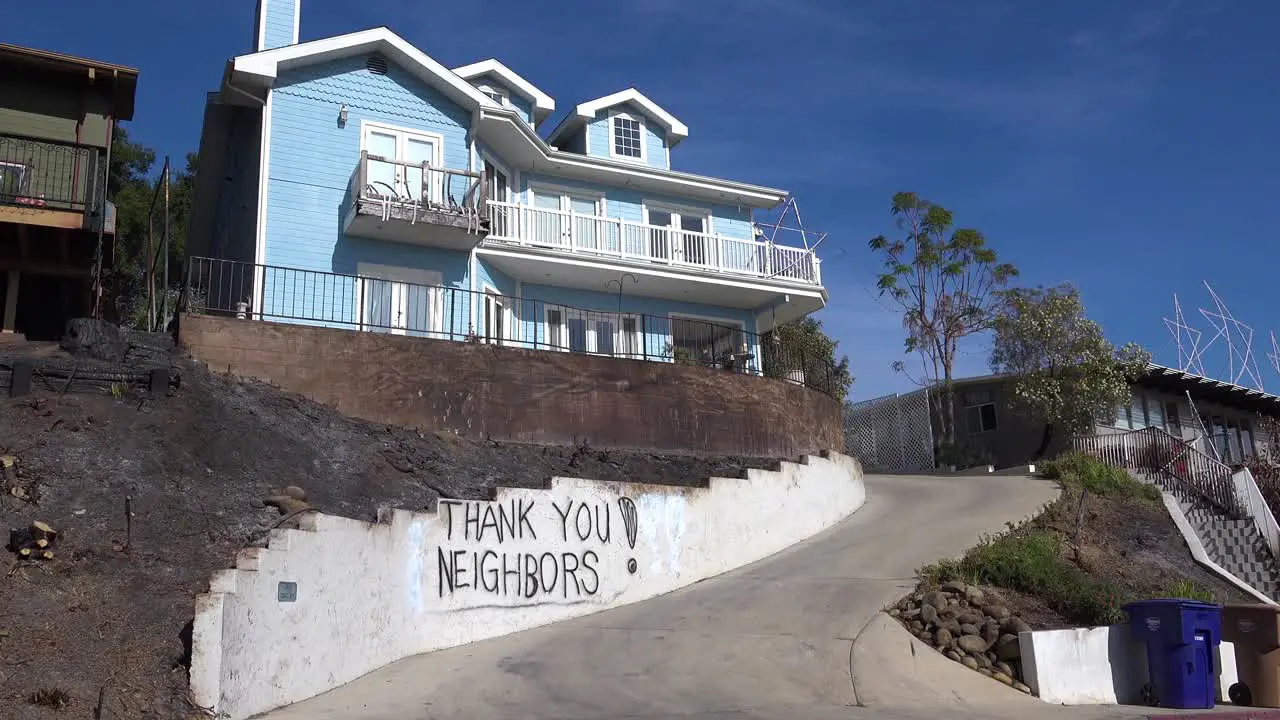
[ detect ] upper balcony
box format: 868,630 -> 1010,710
343,150 -> 490,251
0,132 -> 110,233
483,200 -> 822,287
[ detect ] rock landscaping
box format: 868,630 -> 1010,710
889,580 -> 1033,694
892,451 -> 1257,699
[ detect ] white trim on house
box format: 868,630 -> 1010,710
253,90 -> 274,315
475,245 -> 828,302
229,28 -> 784,208
231,27 -> 784,208
478,109 -> 785,208
451,58 -> 555,123
231,27 -> 498,111
607,110 -> 647,164
290,0 -> 300,45
548,87 -> 689,148
255,1 -> 268,52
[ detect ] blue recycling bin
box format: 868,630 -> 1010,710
1123,599 -> 1223,709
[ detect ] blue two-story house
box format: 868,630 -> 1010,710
186,0 -> 829,379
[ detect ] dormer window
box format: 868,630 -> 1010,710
610,112 -> 645,161
477,83 -> 508,106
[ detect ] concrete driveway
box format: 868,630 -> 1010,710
261,472 -> 1156,720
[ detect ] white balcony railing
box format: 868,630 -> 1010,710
484,200 -> 821,285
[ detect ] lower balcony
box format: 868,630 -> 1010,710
0,132 -> 108,232
343,150 -> 489,251
185,256 -> 840,397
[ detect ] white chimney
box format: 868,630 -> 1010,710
253,0 -> 302,52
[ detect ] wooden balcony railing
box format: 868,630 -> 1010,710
346,151 -> 488,230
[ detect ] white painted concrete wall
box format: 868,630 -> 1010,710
190,451 -> 866,720
1018,624 -> 1238,706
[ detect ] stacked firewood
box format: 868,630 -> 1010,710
7,520 -> 57,561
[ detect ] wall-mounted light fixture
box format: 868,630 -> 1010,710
338,104 -> 349,128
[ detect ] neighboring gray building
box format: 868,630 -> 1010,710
847,362 -> 1280,471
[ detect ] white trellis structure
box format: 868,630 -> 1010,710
1164,282 -> 1269,392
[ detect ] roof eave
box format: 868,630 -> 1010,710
480,108 -> 786,207
230,27 -> 496,112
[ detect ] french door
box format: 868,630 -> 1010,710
483,290 -> 507,345
359,265 -> 443,337
528,188 -> 604,250
363,124 -> 441,204
548,307 -> 641,356
646,208 -> 711,266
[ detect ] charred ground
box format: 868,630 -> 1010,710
0,336 -> 780,719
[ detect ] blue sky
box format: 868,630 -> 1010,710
5,0 -> 1278,400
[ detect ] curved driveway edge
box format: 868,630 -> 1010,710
193,452 -> 866,719
260,472 -> 1068,720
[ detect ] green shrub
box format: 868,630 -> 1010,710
1165,580 -> 1216,603
1069,581 -> 1128,626
964,531 -> 1068,593
916,524 -> 1135,626
1040,452 -> 1159,501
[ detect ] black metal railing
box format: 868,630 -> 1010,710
184,256 -> 839,396
0,132 -> 106,214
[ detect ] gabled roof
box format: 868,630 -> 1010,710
230,27 -> 497,113
451,59 -> 555,125
546,88 -> 689,148
224,28 -> 785,208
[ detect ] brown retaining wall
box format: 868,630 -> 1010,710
179,314 -> 843,458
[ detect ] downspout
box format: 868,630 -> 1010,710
94,83 -> 114,320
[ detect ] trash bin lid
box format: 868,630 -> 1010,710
1122,598 -> 1222,611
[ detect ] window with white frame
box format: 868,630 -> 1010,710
543,305 -> 642,357
963,390 -> 997,434
611,113 -> 644,160
477,83 -> 509,106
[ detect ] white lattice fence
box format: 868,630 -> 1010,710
844,390 -> 936,472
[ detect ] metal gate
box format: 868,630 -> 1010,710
844,389 -> 936,473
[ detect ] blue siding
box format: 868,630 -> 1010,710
475,258 -> 516,295
559,128 -> 586,154
261,55 -> 475,327
261,0 -> 296,50
467,73 -> 534,126
582,102 -> 669,170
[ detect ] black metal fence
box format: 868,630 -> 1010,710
0,132 -> 106,213
184,256 -> 839,396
